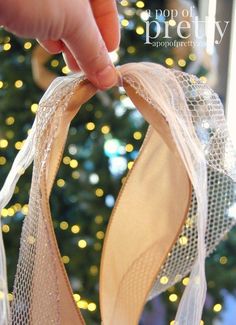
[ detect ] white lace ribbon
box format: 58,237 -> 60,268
0,119 -> 36,324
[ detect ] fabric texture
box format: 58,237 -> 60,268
0,62 -> 235,325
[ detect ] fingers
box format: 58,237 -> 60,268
39,0 -> 120,90
62,1 -> 118,90
90,0 -> 120,51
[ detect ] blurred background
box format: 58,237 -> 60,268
0,0 -> 236,324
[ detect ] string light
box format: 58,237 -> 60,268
200,76 -> 207,83
63,156 -> 71,164
0,139 -> 8,148
5,116 -> 15,125
0,81 -> 3,88
86,122 -> 95,131
120,0 -> 129,6
7,293 -> 13,302
78,240 -> 87,248
89,175 -> 99,187
189,53 -> 197,61
90,265 -> 98,275
73,293 -> 81,302
185,217 -> 193,228
125,143 -> 134,152
127,161 -> 134,170
96,231 -> 104,240
95,188 -> 104,197
72,171 -> 80,179
77,300 -> 88,309
60,221 -> 69,230
61,256 -> 70,264
21,204 -> 28,215
2,225 -> 10,233
57,179 -> 65,187
1,208 -> 11,218
14,80 -> 23,88
69,145 -> 78,155
62,66 -> 70,74
140,11 -> 149,21
88,303 -> 97,312
169,19 -> 176,27
160,276 -> 169,284
182,277 -> 189,286
14,203 -> 22,211
101,125 -> 110,134
178,59 -> 186,67
95,215 -> 103,224
68,144 -> 78,155
7,208 -> 14,217
121,19 -> 129,27
219,256 -> 228,264
1,208 -> 8,218
179,235 -> 188,246
169,294 -> 178,302
213,303 -> 222,312
15,141 -> 23,150
136,1 -> 144,8
31,103 -> 38,113
133,131 -> 142,140
0,157 -> 6,165
71,225 -> 80,234
3,43 -> 11,51
165,58 -> 174,66
24,42 -> 32,50
127,46 -> 136,54
69,159 -> 78,168
51,59 -> 59,68
136,26 -> 145,35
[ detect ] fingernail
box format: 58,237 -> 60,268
96,65 -> 118,90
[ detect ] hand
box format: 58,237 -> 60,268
0,0 -> 120,89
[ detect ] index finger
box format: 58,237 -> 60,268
62,0 -> 118,90
90,0 -> 120,51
